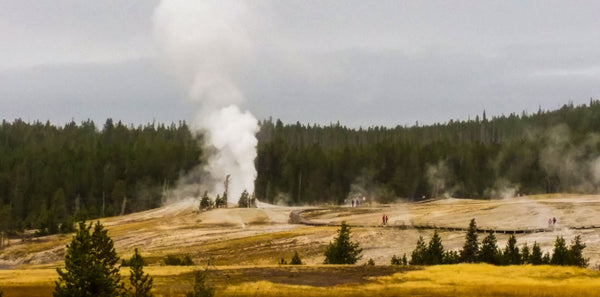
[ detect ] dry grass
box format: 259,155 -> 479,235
2,264 -> 600,297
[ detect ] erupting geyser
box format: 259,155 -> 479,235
153,0 -> 259,203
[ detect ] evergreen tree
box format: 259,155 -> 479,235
568,235 -> 588,267
442,250 -> 460,264
460,219 -> 479,263
478,232 -> 499,264
237,190 -> 250,208
186,271 -> 214,297
521,243 -> 530,264
199,192 -> 212,211
402,254 -> 408,265
409,236 -> 427,265
54,221 -> 124,297
542,252 -> 551,264
503,235 -> 521,265
551,236 -> 569,265
323,221 -> 362,264
427,230 -> 444,265
530,242 -> 543,265
290,251 -> 302,265
127,248 -> 153,297
391,255 -> 401,265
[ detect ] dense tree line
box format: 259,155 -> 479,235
399,219 -> 588,267
0,119 -> 201,233
255,99 -> 600,204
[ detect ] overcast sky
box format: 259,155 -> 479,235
1,0 -> 599,128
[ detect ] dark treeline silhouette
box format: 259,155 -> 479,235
0,119 -> 201,234
255,99 -> 600,204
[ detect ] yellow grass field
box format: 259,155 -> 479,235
3,194 -> 600,296
2,264 -> 600,297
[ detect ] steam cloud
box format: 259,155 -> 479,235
154,0 -> 259,203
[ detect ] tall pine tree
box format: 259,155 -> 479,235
460,219 -> 479,263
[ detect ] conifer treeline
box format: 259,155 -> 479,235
0,119 -> 201,232
401,219 -> 588,267
255,100 -> 600,204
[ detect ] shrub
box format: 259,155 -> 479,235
164,254 -> 195,266
186,271 -> 214,297
391,255 -> 401,265
367,258 -> 375,266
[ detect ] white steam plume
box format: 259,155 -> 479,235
154,0 -> 259,203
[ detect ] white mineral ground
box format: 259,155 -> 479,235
1,194 -> 600,268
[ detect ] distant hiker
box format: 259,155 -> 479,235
382,214 -> 386,225
352,200 -> 355,207
548,218 -> 552,226
385,215 -> 389,224
553,217 -> 557,225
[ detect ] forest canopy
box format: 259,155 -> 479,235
2,100 -> 600,233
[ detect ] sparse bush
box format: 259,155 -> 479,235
391,255 -> 401,265
290,251 -> 302,265
324,221 -> 362,264
186,271 -> 214,297
164,254 -> 194,266
127,248 -> 153,297
367,258 -> 375,266
279,258 -> 287,265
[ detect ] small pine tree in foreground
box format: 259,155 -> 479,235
186,271 -> 214,297
127,248 -> 153,297
324,221 -> 362,264
54,221 -> 124,297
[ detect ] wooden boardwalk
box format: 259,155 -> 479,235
290,209 -> 600,234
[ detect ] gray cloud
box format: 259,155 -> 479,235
1,0 -> 599,127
